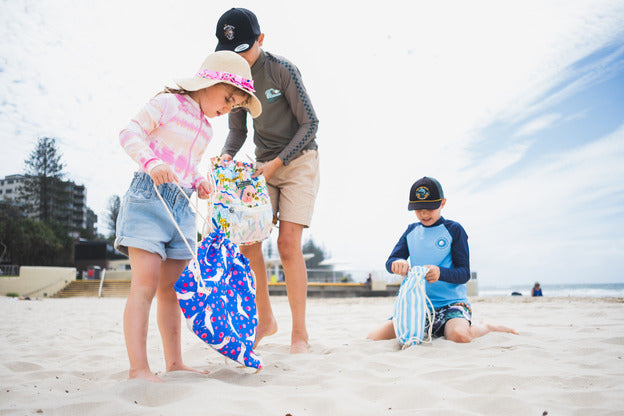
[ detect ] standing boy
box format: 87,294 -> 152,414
215,8 -> 320,353
368,177 -> 517,342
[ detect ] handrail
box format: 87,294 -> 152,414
98,269 -> 106,297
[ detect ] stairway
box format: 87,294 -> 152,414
53,280 -> 131,298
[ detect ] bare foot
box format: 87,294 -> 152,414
254,316 -> 278,348
487,323 -> 519,335
290,331 -> 310,354
129,368 -> 164,383
166,363 -> 210,375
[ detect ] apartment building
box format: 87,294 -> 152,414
0,174 -> 25,202
0,174 -> 97,232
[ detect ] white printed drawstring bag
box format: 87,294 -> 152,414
209,156 -> 273,245
392,265 -> 436,348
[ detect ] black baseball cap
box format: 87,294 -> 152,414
215,8 -> 261,53
408,177 -> 445,210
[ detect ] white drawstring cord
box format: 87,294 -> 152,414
151,164 -> 217,288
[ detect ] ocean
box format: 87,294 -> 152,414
478,283 -> 624,298
321,270 -> 624,298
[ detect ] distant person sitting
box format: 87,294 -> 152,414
367,177 -> 518,343
531,282 -> 543,297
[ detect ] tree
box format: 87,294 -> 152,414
19,137 -> 69,223
0,202 -> 73,266
302,237 -> 328,269
105,195 -> 121,238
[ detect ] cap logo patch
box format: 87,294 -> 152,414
224,24 -> 235,40
234,44 -> 250,52
415,186 -> 430,200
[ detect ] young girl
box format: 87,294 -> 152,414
115,51 -> 261,382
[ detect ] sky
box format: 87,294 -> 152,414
1,0 -> 623,288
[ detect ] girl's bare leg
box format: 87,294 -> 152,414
157,258 -> 209,374
124,247 -> 162,382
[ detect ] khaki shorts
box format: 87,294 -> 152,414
257,150 -> 319,227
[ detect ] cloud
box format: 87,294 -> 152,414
1,0 -> 623,288
513,114 -> 561,137
462,123 -> 624,285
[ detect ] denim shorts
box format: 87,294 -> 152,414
114,172 -> 195,261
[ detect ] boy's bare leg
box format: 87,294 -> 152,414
277,221 -> 309,353
157,258 -> 209,375
240,242 -> 278,348
367,321 -> 397,341
124,248 -> 162,382
471,322 -> 518,337
444,318 -> 518,343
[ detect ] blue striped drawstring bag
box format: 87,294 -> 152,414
392,266 -> 436,348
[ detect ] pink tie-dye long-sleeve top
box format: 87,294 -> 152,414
119,93 -> 213,189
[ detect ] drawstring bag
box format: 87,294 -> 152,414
175,227 -> 262,369
154,181 -> 262,369
392,266 -> 435,348
209,156 -> 273,245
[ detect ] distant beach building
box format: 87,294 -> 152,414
0,174 -> 97,234
0,174 -> 24,201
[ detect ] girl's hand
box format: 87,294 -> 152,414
150,164 -> 177,186
391,259 -> 410,276
253,158 -> 283,181
424,265 -> 440,283
196,179 -> 214,199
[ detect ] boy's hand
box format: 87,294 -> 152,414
391,259 -> 410,276
253,157 -> 283,181
220,153 -> 233,161
196,179 -> 214,199
150,164 -> 176,186
424,265 -> 440,283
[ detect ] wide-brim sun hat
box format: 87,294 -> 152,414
175,50 -> 261,118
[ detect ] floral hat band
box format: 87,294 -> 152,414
175,51 -> 262,118
196,70 -> 255,93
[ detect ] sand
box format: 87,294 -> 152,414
1,295 -> 623,416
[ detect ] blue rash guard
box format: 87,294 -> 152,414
386,217 -> 470,309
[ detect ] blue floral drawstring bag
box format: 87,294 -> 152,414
153,181 -> 262,369
175,226 -> 262,369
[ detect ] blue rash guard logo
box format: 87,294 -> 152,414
265,88 -> 282,103
435,237 -> 449,249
